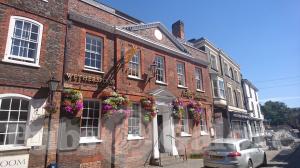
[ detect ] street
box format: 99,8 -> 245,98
261,142 -> 300,168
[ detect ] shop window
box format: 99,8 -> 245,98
195,67 -> 203,91
177,62 -> 186,87
80,100 -> 101,142
85,34 -> 103,71
155,56 -> 165,83
128,103 -> 142,138
0,97 -> 29,146
3,16 -> 43,67
128,51 -> 141,78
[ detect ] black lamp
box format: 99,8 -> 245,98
47,77 -> 60,103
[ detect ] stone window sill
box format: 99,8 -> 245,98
2,59 -> 40,68
180,132 -> 192,137
127,135 -> 144,141
80,137 -> 103,144
196,89 -> 205,93
177,85 -> 188,89
155,81 -> 168,86
0,146 -> 31,152
128,75 -> 143,81
83,68 -> 105,74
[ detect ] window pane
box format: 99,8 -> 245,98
11,99 -> 20,110
0,124 -> 6,133
80,128 -> 86,137
1,99 -> 11,110
20,100 -> 29,110
19,112 -> 28,121
9,111 -> 19,121
5,133 -> 16,145
0,111 -> 9,121
0,134 -> 4,145
16,133 -> 25,144
7,123 -> 17,133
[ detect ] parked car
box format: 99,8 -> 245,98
203,139 -> 267,168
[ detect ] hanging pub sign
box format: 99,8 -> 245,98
64,73 -> 114,86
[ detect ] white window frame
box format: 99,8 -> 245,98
127,103 -> 144,140
0,94 -> 31,149
212,77 -> 225,99
79,99 -> 102,144
227,84 -> 235,106
177,62 -> 186,87
200,109 -> 208,135
84,34 -> 103,72
210,54 -> 218,70
195,67 -> 204,91
155,56 -> 165,83
3,16 -> 43,67
128,50 -> 141,79
180,107 -> 191,136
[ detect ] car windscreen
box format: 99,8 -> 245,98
208,143 -> 236,152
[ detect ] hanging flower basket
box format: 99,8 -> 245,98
44,103 -> 58,114
62,89 -> 83,117
187,100 -> 203,124
172,98 -> 185,119
102,91 -> 131,119
140,96 -> 157,123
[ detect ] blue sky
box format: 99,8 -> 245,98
101,0 -> 300,107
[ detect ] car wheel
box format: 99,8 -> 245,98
248,159 -> 253,168
262,154 -> 267,166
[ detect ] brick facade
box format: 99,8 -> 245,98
0,0 -> 214,168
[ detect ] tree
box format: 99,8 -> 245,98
261,101 -> 289,126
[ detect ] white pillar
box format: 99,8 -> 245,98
152,114 -> 160,159
170,116 -> 178,156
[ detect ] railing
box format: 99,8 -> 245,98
166,134 -> 188,161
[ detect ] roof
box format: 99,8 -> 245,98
242,79 -> 259,91
119,22 -> 187,53
81,0 -> 143,24
189,37 -> 241,69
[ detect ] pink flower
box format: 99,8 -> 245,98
65,106 -> 73,113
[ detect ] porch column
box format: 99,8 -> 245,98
152,114 -> 159,159
170,116 -> 178,156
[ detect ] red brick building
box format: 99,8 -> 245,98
0,0 -> 214,167
0,0 -> 67,168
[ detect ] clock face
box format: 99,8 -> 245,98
154,29 -> 163,40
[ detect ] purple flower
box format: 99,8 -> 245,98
65,106 -> 73,113
75,101 -> 83,111
103,104 -> 113,111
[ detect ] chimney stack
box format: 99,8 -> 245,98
172,20 -> 185,39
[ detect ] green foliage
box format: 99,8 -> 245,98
261,101 -> 300,128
